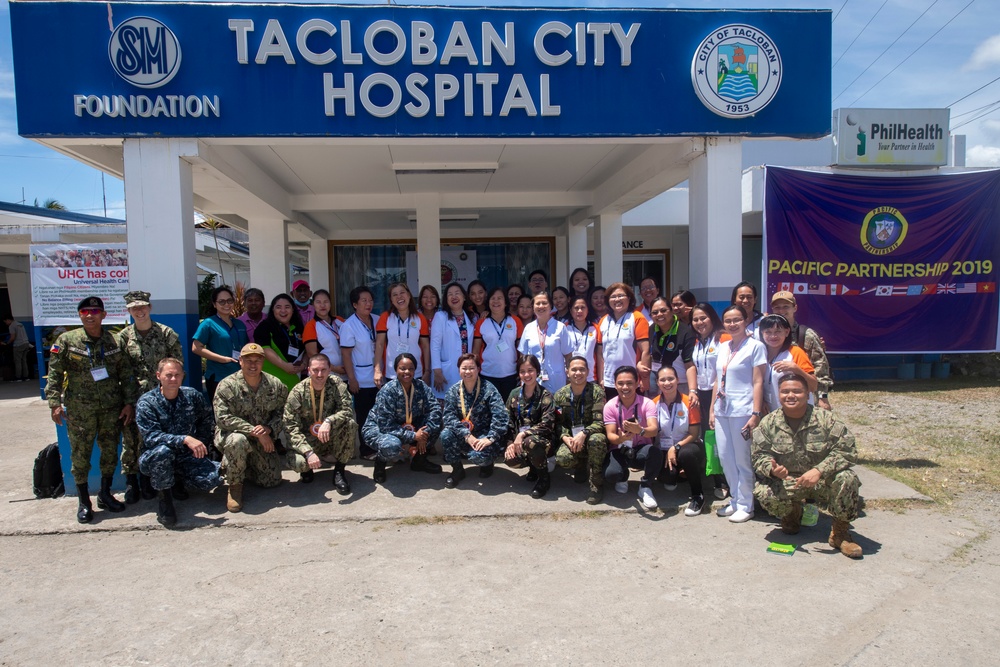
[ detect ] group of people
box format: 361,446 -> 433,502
44,272 -> 864,558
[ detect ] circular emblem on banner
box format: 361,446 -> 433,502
441,261 -> 457,284
860,206 -> 908,255
691,25 -> 782,119
108,17 -> 182,89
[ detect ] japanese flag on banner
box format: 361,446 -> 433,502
793,283 -> 808,294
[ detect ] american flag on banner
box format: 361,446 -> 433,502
955,283 -> 977,294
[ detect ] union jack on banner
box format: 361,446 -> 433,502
937,283 -> 957,294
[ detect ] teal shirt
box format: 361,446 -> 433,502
193,315 -> 248,381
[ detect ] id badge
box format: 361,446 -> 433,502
539,372 -> 550,382
650,361 -> 662,376
519,426 -> 530,433
621,439 -> 633,448
90,366 -> 109,382
496,341 -> 509,353
604,340 -> 619,356
395,342 -> 410,353
231,349 -> 241,360
287,345 -> 300,358
571,426 -> 585,437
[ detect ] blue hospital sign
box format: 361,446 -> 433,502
10,2 -> 831,138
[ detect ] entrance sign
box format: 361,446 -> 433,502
29,244 -> 130,326
10,2 -> 831,138
763,167 -> 1000,353
834,108 -> 950,167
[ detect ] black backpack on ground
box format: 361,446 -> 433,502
32,443 -> 65,499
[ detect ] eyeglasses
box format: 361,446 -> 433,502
79,308 -> 102,316
215,298 -> 235,305
609,294 -> 628,301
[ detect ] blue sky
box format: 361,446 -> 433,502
1,0 -> 998,219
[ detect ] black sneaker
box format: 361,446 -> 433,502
300,469 -> 314,484
684,496 -> 705,517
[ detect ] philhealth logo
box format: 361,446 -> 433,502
860,206 -> 907,256
692,25 -> 782,119
109,17 -> 181,88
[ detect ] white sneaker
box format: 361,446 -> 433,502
614,481 -> 629,494
638,486 -> 658,509
547,456 -> 556,473
716,504 -> 736,518
663,482 -> 678,491
684,496 -> 705,517
729,509 -> 754,523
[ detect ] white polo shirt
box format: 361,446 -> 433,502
340,312 -> 379,389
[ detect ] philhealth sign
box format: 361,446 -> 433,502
10,2 -> 830,138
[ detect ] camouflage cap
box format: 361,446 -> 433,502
77,296 -> 105,311
240,342 -> 266,357
124,290 -> 151,308
770,290 -> 796,305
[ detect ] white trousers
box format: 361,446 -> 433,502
715,415 -> 754,514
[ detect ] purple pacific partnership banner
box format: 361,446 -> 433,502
763,166 -> 1000,353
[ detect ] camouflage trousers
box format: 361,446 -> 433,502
217,433 -> 283,488
66,405 -> 122,484
555,433 -> 608,492
441,427 -> 503,467
503,433 -> 553,469
121,421 -> 142,475
372,432 -> 438,462
754,469 -> 862,522
286,420 -> 357,473
139,444 -> 222,492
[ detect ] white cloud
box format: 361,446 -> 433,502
964,34 -> 1000,70
966,144 -> 1000,167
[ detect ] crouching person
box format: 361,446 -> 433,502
283,354 -> 357,495
752,373 -> 864,558
554,356 -> 608,505
135,357 -> 221,527
214,343 -> 290,513
362,353 -> 442,485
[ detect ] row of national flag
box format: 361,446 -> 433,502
775,282 -> 997,296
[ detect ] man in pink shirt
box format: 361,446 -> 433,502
603,365 -> 662,510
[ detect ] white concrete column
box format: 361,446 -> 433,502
415,194 -> 442,290
6,271 -> 32,319
123,138 -> 200,381
593,213 -> 623,286
689,137 -> 743,304
248,218 -> 289,298
308,239 -> 330,292
555,230 -> 568,288
567,221 -> 589,273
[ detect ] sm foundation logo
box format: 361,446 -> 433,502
108,17 -> 182,88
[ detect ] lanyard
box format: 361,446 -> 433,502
518,385 -> 538,424
356,315 -> 375,342
721,337 -> 749,391
616,395 -> 643,432
607,312 -> 629,342
651,318 -> 679,361
396,314 -> 414,341
86,338 -> 105,366
402,381 -> 414,425
488,315 -> 508,341
309,381 -> 326,425
662,396 -> 682,438
571,387 -> 586,425
572,323 -> 590,350
536,319 -> 550,363
459,378 -> 480,422
694,335 -> 714,373
318,317 -> 340,341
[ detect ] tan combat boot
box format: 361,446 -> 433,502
781,501 -> 803,535
829,519 -> 862,558
227,484 -> 243,513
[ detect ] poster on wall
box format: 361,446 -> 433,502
405,249 -> 478,297
763,167 -> 1000,353
29,244 -> 130,326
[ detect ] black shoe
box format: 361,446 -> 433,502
586,486 -> 604,506
300,469 -> 314,484
410,454 -> 442,474
374,459 -> 387,484
526,467 -> 538,482
172,479 -> 190,501
157,490 -> 177,528
479,463 -> 494,479
139,473 -> 157,500
76,483 -> 94,524
531,469 -> 551,499
333,469 -> 351,495
124,474 -> 141,504
359,444 -> 377,461
445,464 -> 466,489
573,463 -> 588,484
425,443 -> 438,456
96,476 -> 126,512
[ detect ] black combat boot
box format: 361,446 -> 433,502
124,474 -> 141,504
139,473 -> 156,500
333,464 -> 351,495
445,463 -> 466,489
76,483 -> 94,524
157,489 -> 177,528
410,453 -> 442,474
96,476 -> 126,512
531,466 -> 551,499
171,477 -> 189,500
373,459 -> 387,483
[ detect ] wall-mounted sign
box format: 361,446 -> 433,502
834,108 -> 949,167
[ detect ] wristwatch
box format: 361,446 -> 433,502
817,392 -> 829,399
751,411 -> 763,418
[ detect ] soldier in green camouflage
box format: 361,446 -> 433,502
553,356 -> 608,505
213,343 -> 290,513
283,354 -> 356,495
751,373 -> 863,558
46,296 -> 138,524
118,290 -> 184,504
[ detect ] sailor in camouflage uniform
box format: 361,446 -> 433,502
553,356 -> 608,505
213,343 -> 290,513
440,354 -> 509,489
751,373 -> 863,558
135,357 -> 221,527
283,353 -> 356,495
502,354 -> 556,499
46,296 -> 137,524
118,290 -> 184,504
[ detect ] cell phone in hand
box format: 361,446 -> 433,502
740,425 -> 752,441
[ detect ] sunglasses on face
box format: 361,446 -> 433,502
79,308 -> 102,316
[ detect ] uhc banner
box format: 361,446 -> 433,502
763,167 -> 1000,353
